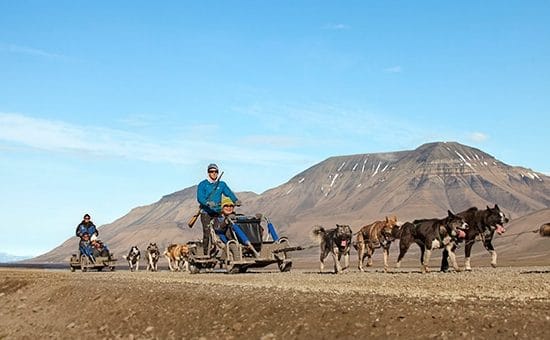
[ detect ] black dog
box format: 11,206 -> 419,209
395,210 -> 468,273
123,246 -> 140,272
312,224 -> 353,273
441,205 -> 509,271
146,243 -> 160,272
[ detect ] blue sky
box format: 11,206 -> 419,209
1,1 -> 549,256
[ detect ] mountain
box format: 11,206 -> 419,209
242,141 -> 550,241
32,141 -> 550,263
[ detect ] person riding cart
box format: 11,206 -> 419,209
75,214 -> 98,262
196,163 -> 241,255
70,213 -> 116,272
91,237 -> 110,258
210,197 -> 260,257
75,213 -> 112,262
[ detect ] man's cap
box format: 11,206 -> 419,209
207,163 -> 219,172
221,196 -> 234,207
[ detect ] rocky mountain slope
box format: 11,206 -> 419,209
32,142 -> 550,262
243,141 -> 550,240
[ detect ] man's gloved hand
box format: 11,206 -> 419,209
207,201 -> 217,209
235,200 -> 242,207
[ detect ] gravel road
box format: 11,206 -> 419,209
1,267 -> 549,339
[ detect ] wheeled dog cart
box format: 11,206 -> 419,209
186,215 -> 302,274
69,254 -> 117,272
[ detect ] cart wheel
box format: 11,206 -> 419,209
276,238 -> 291,262
70,266 -> 76,272
189,264 -> 200,274
110,266 -> 116,272
279,261 -> 292,272
227,265 -> 240,274
239,266 -> 248,273
80,256 -> 89,272
225,261 -> 237,274
225,243 -> 240,274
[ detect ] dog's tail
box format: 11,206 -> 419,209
310,225 -> 326,243
164,244 -> 176,255
122,255 -> 128,260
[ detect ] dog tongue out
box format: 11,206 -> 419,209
496,225 -> 506,235
457,230 -> 466,239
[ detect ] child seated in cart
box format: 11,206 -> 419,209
210,197 -> 260,257
91,237 -> 111,258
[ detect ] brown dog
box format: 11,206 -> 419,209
163,244 -> 191,272
540,223 -> 550,237
355,216 -> 399,272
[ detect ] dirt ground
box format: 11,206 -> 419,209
1,265 -> 549,340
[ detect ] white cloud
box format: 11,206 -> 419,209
0,112 -> 306,166
233,102 -> 515,158
0,43 -> 68,60
469,132 -> 489,142
324,23 -> 351,30
384,66 -> 402,73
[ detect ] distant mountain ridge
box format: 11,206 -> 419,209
0,252 -> 32,263
32,141 -> 550,263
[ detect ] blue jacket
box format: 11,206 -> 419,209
75,222 -> 98,239
197,179 -> 238,215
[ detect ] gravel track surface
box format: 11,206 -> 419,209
1,267 -> 549,339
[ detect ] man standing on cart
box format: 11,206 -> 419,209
197,163 -> 240,255
75,213 -> 98,262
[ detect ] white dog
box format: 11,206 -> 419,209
122,246 -> 140,272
